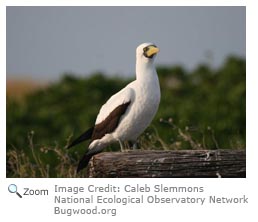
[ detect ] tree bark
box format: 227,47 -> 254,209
87,150 -> 246,178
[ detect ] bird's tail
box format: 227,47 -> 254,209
76,147 -> 103,173
77,153 -> 94,173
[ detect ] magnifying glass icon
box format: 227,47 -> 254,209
8,184 -> 22,198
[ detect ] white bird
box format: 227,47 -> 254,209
68,42 -> 160,172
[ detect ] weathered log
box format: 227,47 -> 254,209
87,150 -> 246,178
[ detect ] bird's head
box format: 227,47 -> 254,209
136,42 -> 160,62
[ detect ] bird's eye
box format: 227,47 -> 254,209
143,47 -> 148,52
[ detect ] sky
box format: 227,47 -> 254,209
6,6 -> 246,81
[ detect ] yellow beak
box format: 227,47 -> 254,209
146,46 -> 160,57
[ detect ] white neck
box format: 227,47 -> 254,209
136,58 -> 156,82
135,56 -> 161,106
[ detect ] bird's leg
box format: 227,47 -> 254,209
118,139 -> 125,152
124,141 -> 132,152
125,141 -> 130,150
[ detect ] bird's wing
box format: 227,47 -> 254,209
67,84 -> 134,150
92,84 -> 134,140
67,127 -> 94,149
95,83 -> 134,125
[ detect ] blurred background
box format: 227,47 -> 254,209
6,6 -> 246,177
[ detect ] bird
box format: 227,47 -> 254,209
67,42 -> 160,173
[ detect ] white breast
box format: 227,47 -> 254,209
113,70 -> 161,141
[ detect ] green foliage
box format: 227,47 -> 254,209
6,56 -> 246,177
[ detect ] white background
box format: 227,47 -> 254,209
1,1 -> 257,222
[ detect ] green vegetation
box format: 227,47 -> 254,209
6,56 -> 246,177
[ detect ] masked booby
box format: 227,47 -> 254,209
68,42 -> 160,172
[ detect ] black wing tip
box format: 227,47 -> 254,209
66,140 -> 79,150
66,127 -> 94,149
66,144 -> 73,149
66,142 -> 77,149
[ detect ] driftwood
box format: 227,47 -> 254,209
87,150 -> 246,178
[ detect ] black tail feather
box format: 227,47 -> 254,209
76,148 -> 103,173
67,127 -> 94,149
77,153 -> 94,173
